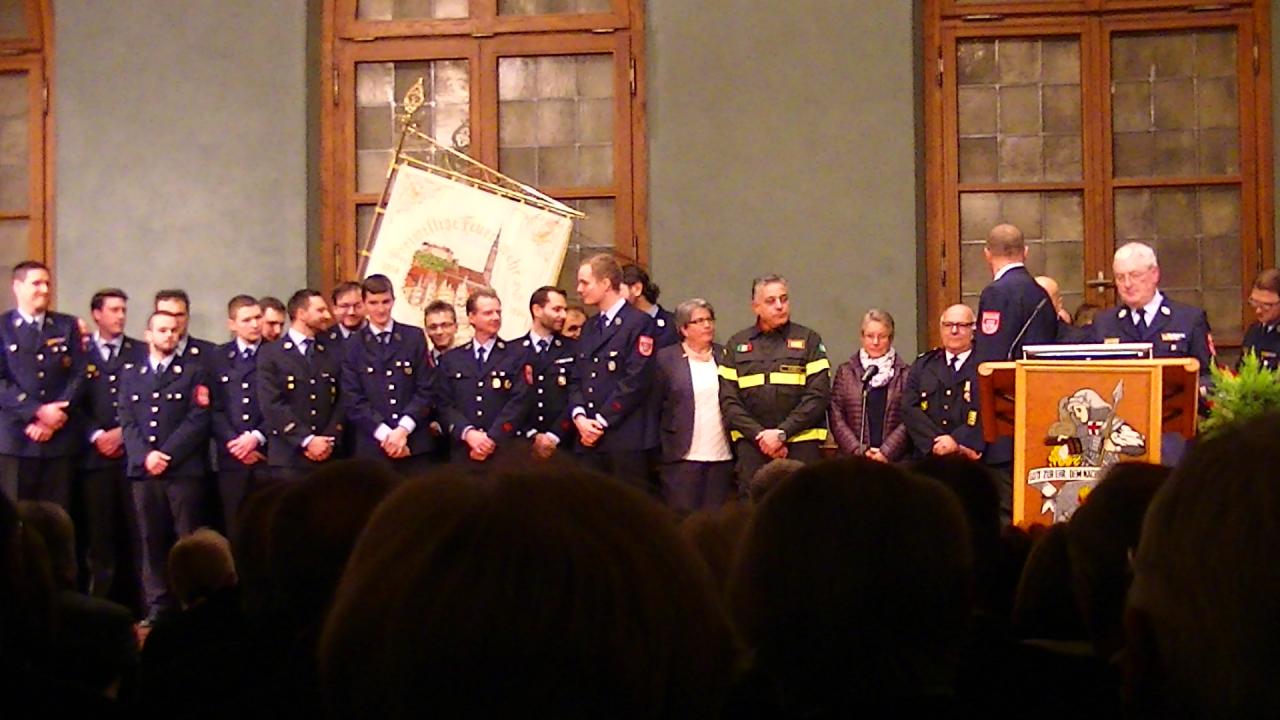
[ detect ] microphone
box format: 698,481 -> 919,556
860,365 -> 879,384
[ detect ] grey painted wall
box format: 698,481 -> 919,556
54,0 -> 308,340
646,1 -> 923,359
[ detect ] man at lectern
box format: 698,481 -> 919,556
1090,242 -> 1213,466
1089,242 -> 1213,382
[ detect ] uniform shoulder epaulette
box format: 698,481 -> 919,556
917,347 -> 943,360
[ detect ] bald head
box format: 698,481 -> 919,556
941,303 -> 975,325
1036,275 -> 1067,318
985,224 -> 1026,260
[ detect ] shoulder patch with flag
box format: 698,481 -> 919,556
637,336 -> 653,357
736,342 -> 752,353
195,385 -> 210,408
981,311 -> 1001,335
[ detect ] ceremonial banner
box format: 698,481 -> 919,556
364,163 -> 573,343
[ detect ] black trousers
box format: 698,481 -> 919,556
80,464 -> 140,604
733,440 -> 823,499
218,465 -> 274,549
0,454 -> 74,510
131,474 -> 204,617
577,449 -> 650,493
659,460 -> 734,515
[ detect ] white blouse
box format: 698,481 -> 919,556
685,356 -> 733,462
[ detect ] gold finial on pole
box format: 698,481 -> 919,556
397,77 -> 426,127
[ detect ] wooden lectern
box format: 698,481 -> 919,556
977,357 -> 1199,527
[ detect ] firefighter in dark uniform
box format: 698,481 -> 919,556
340,275 -> 436,477
902,304 -> 986,462
1242,268 -> 1280,371
80,288 -> 146,602
209,295 -> 269,546
256,289 -> 344,482
719,274 -> 831,493
517,286 -> 576,459
119,310 -> 212,623
0,261 -> 87,510
569,255 -> 657,491
155,289 -> 218,367
974,225 -> 1058,481
433,289 -> 532,464
1089,243 -> 1213,467
622,264 -> 680,350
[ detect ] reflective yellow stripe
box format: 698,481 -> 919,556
788,428 -> 828,443
718,365 -> 738,382
738,373 -> 765,388
805,358 -> 831,375
768,371 -> 806,386
729,430 -> 744,442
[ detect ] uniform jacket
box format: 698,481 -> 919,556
902,349 -> 985,459
513,332 -> 576,441
829,352 -> 911,460
433,337 -> 532,445
256,334 -> 346,468
0,309 -> 88,458
651,305 -> 680,350
1088,295 -> 1213,380
652,342 -> 731,464
340,321 -> 437,459
80,335 -> 147,470
567,302 -> 657,452
119,356 -> 211,478
209,342 -> 268,470
718,320 -> 831,445
176,336 -> 217,369
1242,321 -> 1280,371
974,266 -> 1058,365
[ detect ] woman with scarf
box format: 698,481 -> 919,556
830,309 -> 911,462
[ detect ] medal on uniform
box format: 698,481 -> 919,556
963,380 -> 971,403
557,375 -> 567,387
608,360 -> 617,372
492,377 -> 502,389
503,379 -> 512,390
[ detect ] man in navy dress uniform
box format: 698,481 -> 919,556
973,224 -> 1059,502
0,260 -> 87,510
256,289 -> 345,482
119,310 -> 211,622
622,264 -> 680,350
514,286 -> 576,460
80,287 -> 147,600
329,280 -> 367,344
1242,268 -> 1280,370
974,224 -> 1059,365
433,288 -> 531,464
209,295 -> 269,545
569,255 -> 657,490
341,275 -> 436,477
902,304 -> 986,462
155,289 -> 217,367
1090,242 -> 1213,465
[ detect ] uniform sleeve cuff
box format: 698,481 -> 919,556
398,416 -> 417,433
374,424 -> 392,442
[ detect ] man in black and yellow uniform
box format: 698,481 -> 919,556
719,274 -> 830,494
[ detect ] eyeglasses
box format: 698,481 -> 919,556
334,302 -> 361,311
425,322 -> 456,331
1249,297 -> 1280,311
1114,268 -> 1153,285
684,317 -> 714,327
940,321 -> 975,331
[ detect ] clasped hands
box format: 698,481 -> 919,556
26,401 -> 69,443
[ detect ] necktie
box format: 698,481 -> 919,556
949,355 -> 959,374
300,339 -> 313,360
598,314 -> 609,333
378,331 -> 390,345
476,346 -> 486,371
431,350 -> 440,367
156,362 -> 167,376
1134,311 -> 1148,336
242,347 -> 255,361
537,338 -> 549,354
101,342 -> 115,361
